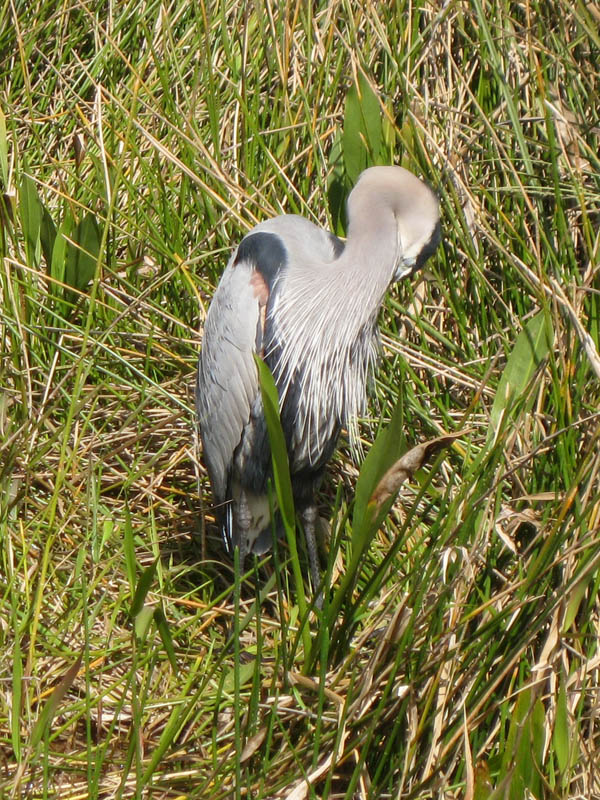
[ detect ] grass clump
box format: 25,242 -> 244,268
1,1 -> 600,798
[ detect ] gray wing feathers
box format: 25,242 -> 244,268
196,253 -> 261,503
254,215 -> 342,265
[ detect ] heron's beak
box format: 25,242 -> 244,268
394,258 -> 417,281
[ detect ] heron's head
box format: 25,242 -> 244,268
348,166 -> 441,279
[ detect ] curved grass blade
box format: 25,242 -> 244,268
30,652 -> 83,751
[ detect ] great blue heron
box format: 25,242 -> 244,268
196,165 -> 440,593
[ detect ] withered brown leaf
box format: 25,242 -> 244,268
369,430 -> 471,511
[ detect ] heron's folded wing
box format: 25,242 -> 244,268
196,254 -> 262,505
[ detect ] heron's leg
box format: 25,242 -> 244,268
301,505 -> 323,609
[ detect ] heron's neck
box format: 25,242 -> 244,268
331,208 -> 400,322
272,207 -> 400,446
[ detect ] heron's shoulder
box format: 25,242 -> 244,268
233,228 -> 288,290
246,215 -> 344,266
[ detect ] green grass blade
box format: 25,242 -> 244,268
553,680 -> 569,774
0,106 -> 7,185
255,356 -> 311,660
123,505 -> 137,594
130,559 -> 158,618
11,630 -> 22,762
153,608 -> 178,672
254,356 -> 295,535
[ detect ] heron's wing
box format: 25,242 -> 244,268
196,218 -> 342,546
196,250 -> 264,508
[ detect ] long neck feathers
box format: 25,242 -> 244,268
268,206 -> 400,467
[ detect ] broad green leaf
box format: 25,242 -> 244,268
342,73 -> 383,184
328,426 -> 465,630
329,406 -> 406,629
327,132 -> 348,236
64,212 -> 100,293
343,82 -> 368,183
19,174 -> 42,268
223,662 -> 255,694
134,605 -> 154,639
553,681 -> 569,772
359,74 -> 383,164
330,75 -> 384,235
352,400 -> 405,537
50,215 -> 71,288
490,312 -> 554,433
40,205 -> 56,271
